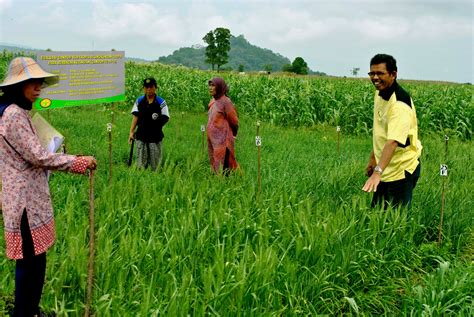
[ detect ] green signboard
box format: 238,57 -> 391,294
34,51 -> 125,109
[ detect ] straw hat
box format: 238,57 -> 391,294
0,57 -> 59,88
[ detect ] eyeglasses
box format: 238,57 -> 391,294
368,71 -> 389,78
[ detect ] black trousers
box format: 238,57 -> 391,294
13,210 -> 47,317
372,163 -> 421,209
223,148 -> 231,176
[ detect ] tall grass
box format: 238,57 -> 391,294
1,106 -> 472,315
0,52 -> 472,315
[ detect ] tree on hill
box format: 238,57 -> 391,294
281,57 -> 309,75
292,57 -> 308,75
203,27 -> 231,71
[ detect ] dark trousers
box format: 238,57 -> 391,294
372,163 -> 421,209
13,210 -> 47,317
222,148 -> 232,176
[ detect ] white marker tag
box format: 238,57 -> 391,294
106,123 -> 112,132
336,126 -> 341,132
200,125 -> 205,132
255,136 -> 262,147
444,135 -> 449,141
440,164 -> 448,176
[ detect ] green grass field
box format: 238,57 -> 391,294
1,106 -> 472,316
0,52 -> 473,315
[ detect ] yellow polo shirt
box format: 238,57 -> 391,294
373,82 -> 422,182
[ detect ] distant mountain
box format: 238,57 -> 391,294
158,35 -> 304,73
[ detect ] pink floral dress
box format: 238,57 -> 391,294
207,96 -> 239,172
0,104 -> 88,259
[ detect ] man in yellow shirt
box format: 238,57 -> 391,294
363,54 -> 422,208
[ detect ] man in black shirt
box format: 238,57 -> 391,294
128,77 -> 170,170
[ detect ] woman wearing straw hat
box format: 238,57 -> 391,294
0,57 -> 97,316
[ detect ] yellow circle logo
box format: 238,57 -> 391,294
40,99 -> 52,108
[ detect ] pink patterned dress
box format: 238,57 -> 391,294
0,104 -> 88,259
207,96 -> 239,172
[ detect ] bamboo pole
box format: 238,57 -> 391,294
437,135 -> 449,245
256,121 -> 261,194
337,126 -> 341,156
107,123 -> 113,185
201,125 -> 205,152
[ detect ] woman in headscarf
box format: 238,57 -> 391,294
207,77 -> 239,174
0,57 -> 97,316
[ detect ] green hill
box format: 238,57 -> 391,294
157,35 -> 294,72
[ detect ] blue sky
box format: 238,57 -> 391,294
0,0 -> 472,83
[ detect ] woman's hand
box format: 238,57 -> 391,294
83,156 -> 97,170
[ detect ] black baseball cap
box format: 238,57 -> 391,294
143,77 -> 157,87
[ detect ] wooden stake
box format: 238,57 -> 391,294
107,123 -> 113,185
256,121 -> 262,194
438,135 -> 449,245
337,126 -> 341,155
201,125 -> 205,152
84,170 -> 95,317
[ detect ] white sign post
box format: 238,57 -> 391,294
256,121 -> 262,194
438,135 -> 449,245
201,125 -> 206,151
336,126 -> 341,155
107,123 -> 113,185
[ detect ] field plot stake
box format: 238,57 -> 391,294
84,170 -> 95,317
201,124 -> 206,152
438,135 -> 449,245
256,121 -> 262,194
336,126 -> 341,155
107,123 -> 113,185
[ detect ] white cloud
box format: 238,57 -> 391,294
352,17 -> 411,40
88,1 -> 188,45
0,0 -> 471,82
0,0 -> 12,10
